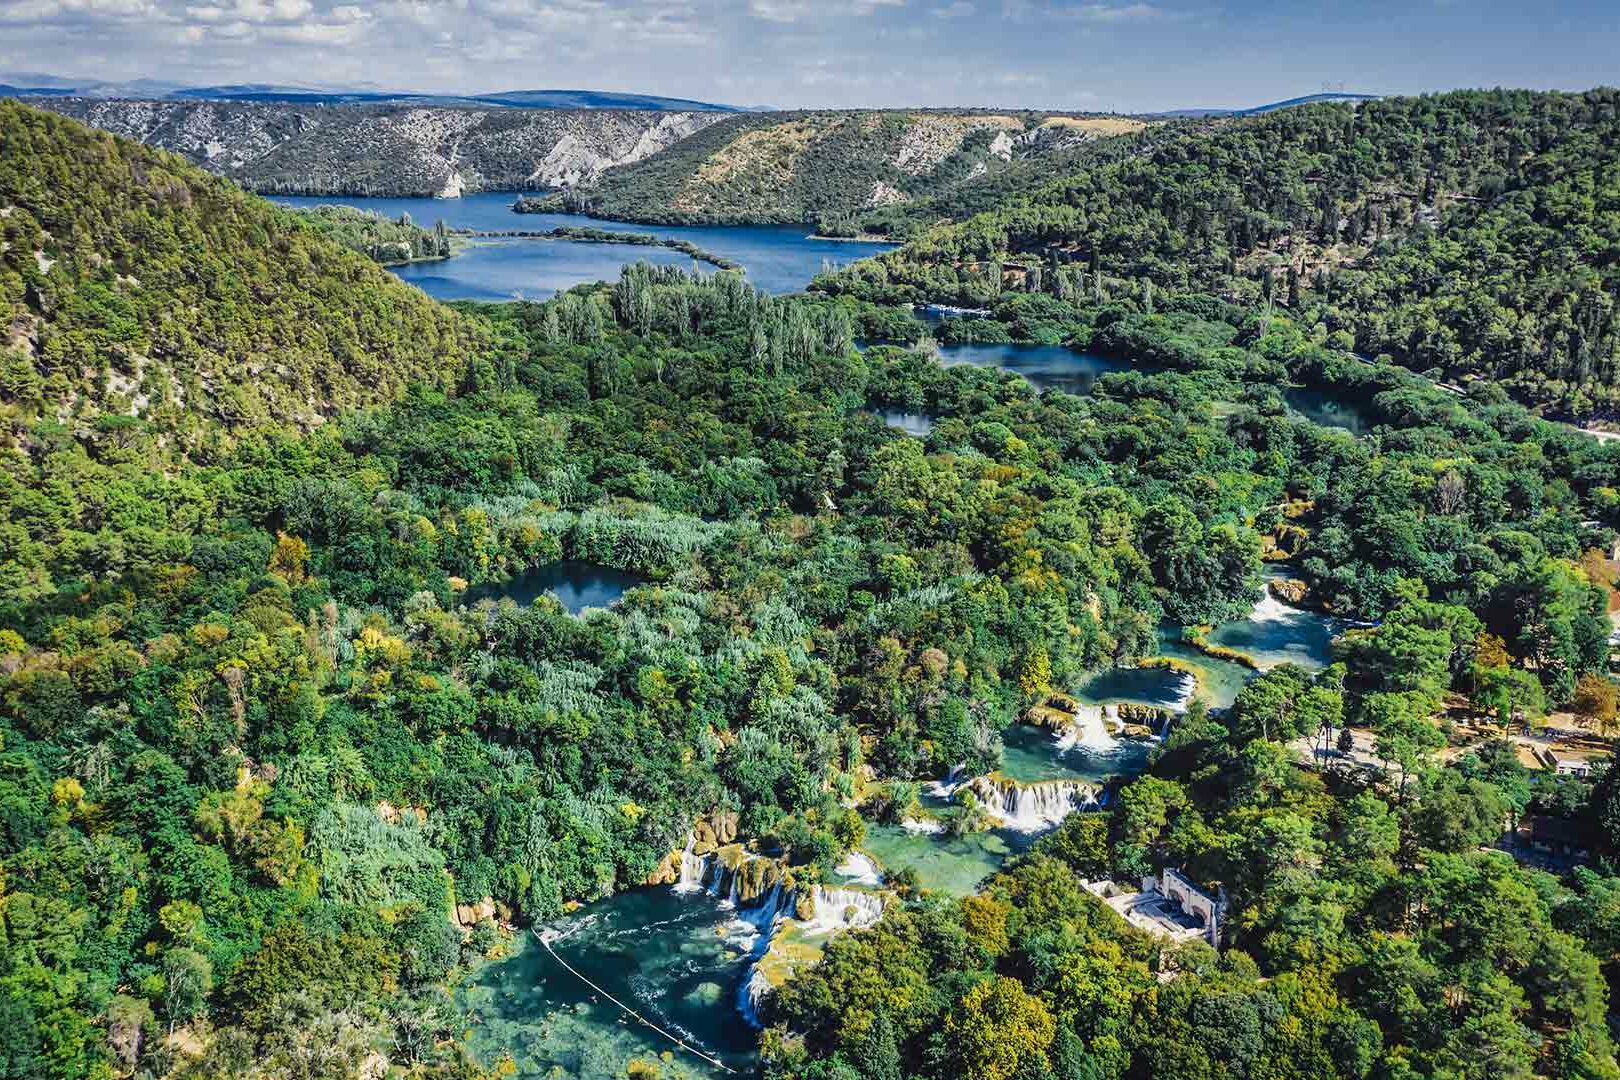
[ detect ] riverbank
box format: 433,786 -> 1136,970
455,226 -> 742,272
808,232 -> 896,244
375,250 -> 457,268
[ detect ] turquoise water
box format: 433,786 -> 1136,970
1075,661 -> 1199,711
997,722 -> 1153,784
1204,587 -> 1346,672
459,890 -> 760,1079
863,821 -> 1036,897
267,193 -> 893,297
1284,387 -> 1373,434
464,561 -> 642,614
936,342 -> 1145,395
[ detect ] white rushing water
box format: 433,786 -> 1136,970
739,968 -> 773,1028
1053,702 -> 1120,753
666,834 -> 892,1029
924,764 -> 966,798
835,851 -> 884,887
801,886 -> 887,935
673,836 -> 708,893
968,776 -> 1099,831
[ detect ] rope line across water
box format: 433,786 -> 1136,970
532,928 -> 740,1074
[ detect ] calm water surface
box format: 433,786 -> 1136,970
465,561 -> 642,615
1204,573 -> 1348,672
936,341 -> 1147,395
269,192 -> 893,298
1284,387 -> 1373,434
863,821 -> 1037,897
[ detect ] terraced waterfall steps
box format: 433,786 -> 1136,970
967,775 -> 1103,830
649,829 -> 892,1027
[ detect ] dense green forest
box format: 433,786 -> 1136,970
815,90 -> 1620,418
6,100 -> 1620,1080
0,101 -> 485,453
289,205 -> 456,266
537,110 -> 1156,231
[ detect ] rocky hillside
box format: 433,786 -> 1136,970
32,98 -> 729,197
539,109 -> 1154,231
0,100 -> 487,454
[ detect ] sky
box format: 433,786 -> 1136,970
0,0 -> 1617,112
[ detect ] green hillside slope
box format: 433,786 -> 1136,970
0,100 -> 485,453
817,89 -> 1620,416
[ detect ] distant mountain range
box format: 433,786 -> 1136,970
0,73 -> 742,112
1155,92 -> 1382,118
0,73 -> 1378,118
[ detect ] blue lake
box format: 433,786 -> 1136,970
935,341 -> 1145,395
464,561 -> 642,615
268,192 -> 894,299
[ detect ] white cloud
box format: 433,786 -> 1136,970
1060,2 -> 1158,21
0,0 -> 161,21
932,0 -> 972,16
748,0 -> 904,24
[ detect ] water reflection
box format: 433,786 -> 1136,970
464,561 -> 642,615
936,342 -> 1144,395
268,192 -> 894,297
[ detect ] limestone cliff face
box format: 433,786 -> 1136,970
36,98 -> 726,197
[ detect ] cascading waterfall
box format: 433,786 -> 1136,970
739,968 -> 773,1028
1250,589 -> 1300,626
968,775 -> 1099,831
924,764 -> 965,798
664,835 -> 894,1030
1053,702 -> 1119,753
802,886 -> 886,934
673,836 -> 707,893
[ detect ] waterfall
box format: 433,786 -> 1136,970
901,816 -> 945,834
735,881 -> 791,932
836,851 -> 884,887
924,764 -> 966,798
730,881 -> 796,1030
802,886 -> 886,935
737,968 -> 773,1029
1169,670 -> 1197,713
1053,702 -> 1119,754
673,836 -> 707,893
968,776 -> 1098,831
663,836 -> 894,1030
1250,589 -> 1300,626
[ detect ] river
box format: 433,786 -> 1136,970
268,192 -> 895,298
458,890 -> 758,1080
411,237 -> 1358,1077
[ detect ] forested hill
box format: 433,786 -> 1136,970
539,109 -> 1157,232
816,88 -> 1620,418
0,101 -> 485,452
